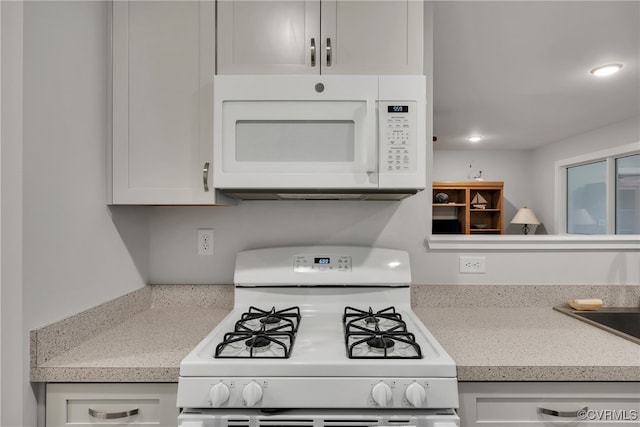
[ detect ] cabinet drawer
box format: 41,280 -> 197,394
46,383 -> 178,427
460,382 -> 640,427
476,396 -> 639,425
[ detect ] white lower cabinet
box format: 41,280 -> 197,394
459,382 -> 640,427
46,383 -> 178,427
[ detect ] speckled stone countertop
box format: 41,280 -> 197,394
31,284 -> 639,383
30,285 -> 232,382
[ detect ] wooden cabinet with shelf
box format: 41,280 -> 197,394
432,181 -> 504,234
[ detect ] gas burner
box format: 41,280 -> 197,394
366,336 -> 395,353
343,306 -> 422,359
343,306 -> 407,334
364,316 -> 379,325
214,306 -> 301,358
245,335 -> 272,353
346,330 -> 422,359
215,329 -> 294,358
237,306 -> 301,333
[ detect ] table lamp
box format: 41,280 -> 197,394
511,206 -> 540,235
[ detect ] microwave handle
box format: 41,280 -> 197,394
365,140 -> 376,173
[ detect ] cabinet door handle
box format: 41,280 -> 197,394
537,406 -> 588,418
88,408 -> 139,419
203,162 -> 210,192
326,38 -> 332,66
310,38 -> 316,67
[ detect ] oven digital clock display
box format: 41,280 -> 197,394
293,255 -> 351,272
387,105 -> 409,113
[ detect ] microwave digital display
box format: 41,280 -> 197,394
387,105 -> 409,113
314,257 -> 330,264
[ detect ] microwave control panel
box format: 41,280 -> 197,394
379,102 -> 417,173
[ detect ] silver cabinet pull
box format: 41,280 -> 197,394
310,38 -> 316,67
203,162 -> 210,192
326,38 -> 332,66
537,406 -> 588,417
88,408 -> 139,419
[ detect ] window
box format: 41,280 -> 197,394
567,161 -> 606,234
558,145 -> 639,235
617,153 -> 640,234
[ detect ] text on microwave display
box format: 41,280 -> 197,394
387,105 -> 409,113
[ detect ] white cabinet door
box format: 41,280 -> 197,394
216,0 -> 423,75
111,1 -> 223,204
217,0 -> 320,75
459,382 -> 640,427
46,383 -> 178,427
320,0 -> 423,75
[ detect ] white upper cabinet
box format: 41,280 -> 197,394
217,0 -> 423,75
111,1 -> 225,205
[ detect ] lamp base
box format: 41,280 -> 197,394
521,224 -> 530,235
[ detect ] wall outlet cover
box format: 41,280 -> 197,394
459,256 -> 486,274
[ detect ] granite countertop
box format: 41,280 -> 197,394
30,285 -> 232,382
31,284 -> 640,383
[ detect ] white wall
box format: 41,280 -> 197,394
23,0 -> 148,330
531,116 -> 640,234
1,2 -> 149,426
1,3 -> 25,426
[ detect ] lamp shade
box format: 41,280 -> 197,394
511,207 -> 540,225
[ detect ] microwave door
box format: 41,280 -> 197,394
217,100 -> 377,189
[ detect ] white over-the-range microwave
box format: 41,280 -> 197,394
213,75 -> 426,200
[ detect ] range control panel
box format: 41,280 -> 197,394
293,255 -> 352,272
379,101 -> 417,173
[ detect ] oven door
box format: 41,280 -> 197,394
179,408 -> 459,427
213,75 -> 378,190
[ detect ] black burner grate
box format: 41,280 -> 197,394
343,306 -> 422,359
215,306 -> 301,358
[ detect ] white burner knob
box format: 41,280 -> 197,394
208,382 -> 230,407
242,381 -> 263,407
405,382 -> 426,407
371,381 -> 393,406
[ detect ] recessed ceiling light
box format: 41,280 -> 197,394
466,135 -> 483,143
590,63 -> 623,77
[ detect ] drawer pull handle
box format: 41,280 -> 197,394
310,38 -> 316,66
537,406 -> 588,418
88,407 -> 139,419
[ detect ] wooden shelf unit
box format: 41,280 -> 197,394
432,181 -> 504,234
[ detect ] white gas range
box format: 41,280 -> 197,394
177,246 -> 459,427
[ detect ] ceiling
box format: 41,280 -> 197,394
433,1 -> 640,150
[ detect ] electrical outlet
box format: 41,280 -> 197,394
459,256 -> 486,274
198,229 -> 214,256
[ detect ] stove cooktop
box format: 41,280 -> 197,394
179,303 -> 455,378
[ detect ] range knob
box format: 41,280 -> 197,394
371,381 -> 393,406
405,382 -> 426,407
208,382 -> 230,407
242,381 -> 263,407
